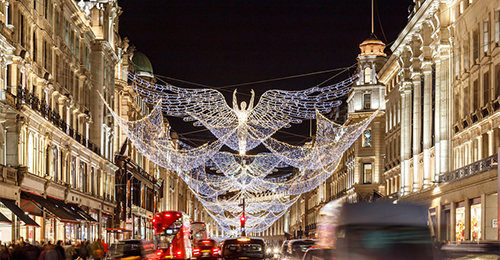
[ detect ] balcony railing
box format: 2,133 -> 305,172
17,87 -> 101,156
327,188 -> 347,202
439,153 -> 498,183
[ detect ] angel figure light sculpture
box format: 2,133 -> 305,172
233,89 -> 255,155
129,73 -> 356,155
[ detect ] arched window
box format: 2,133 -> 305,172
364,67 -> 371,84
46,145 -> 51,178
53,146 -> 59,182
27,133 -> 34,173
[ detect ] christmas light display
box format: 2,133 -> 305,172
105,72 -> 378,234
129,73 -> 355,155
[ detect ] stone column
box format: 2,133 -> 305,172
450,202 -> 456,242
478,135 -> 483,160
401,81 -> 412,195
465,199 -> 471,240
440,49 -> 451,174
412,70 -> 422,191
434,57 -> 441,181
488,130 -> 494,157
422,62 -> 433,188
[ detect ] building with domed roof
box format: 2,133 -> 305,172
132,51 -> 155,79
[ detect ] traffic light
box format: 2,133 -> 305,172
240,214 -> 246,226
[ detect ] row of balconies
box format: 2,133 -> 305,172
454,99 -> 500,134
326,188 -> 347,202
15,88 -> 101,156
439,153 -> 497,183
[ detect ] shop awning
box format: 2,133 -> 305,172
46,197 -> 97,222
0,198 -> 39,227
67,203 -> 98,222
22,192 -> 79,223
0,211 -> 12,224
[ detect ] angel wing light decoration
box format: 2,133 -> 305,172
129,73 -> 355,155
106,72 -> 379,234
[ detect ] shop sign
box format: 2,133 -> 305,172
493,219 -> 498,228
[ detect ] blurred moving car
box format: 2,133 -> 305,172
334,202 -> 434,260
277,240 -> 289,260
279,239 -> 316,260
193,239 -> 220,260
108,239 -> 158,260
301,247 -> 336,260
440,241 -> 500,260
220,237 -> 270,260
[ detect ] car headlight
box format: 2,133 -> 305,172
267,249 -> 271,253
274,248 -> 279,253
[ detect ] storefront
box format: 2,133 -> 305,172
455,201 -> 465,242
20,191 -> 98,243
0,198 -> 40,243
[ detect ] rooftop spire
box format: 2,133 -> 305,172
371,0 -> 374,34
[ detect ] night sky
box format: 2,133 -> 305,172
117,0 -> 413,147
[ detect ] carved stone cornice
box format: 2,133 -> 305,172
93,40 -> 119,65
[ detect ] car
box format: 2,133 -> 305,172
279,239 -> 316,260
334,202 -> 434,260
220,237 -> 271,260
193,239 -> 220,260
277,240 -> 290,260
440,241 -> 500,260
108,239 -> 158,260
301,247 -> 336,260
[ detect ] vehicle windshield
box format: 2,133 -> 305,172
196,240 -> 216,248
224,243 -> 264,257
155,218 -> 183,248
340,225 -> 433,260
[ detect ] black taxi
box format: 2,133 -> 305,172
220,237 -> 270,260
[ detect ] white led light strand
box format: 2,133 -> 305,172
104,73 -> 381,234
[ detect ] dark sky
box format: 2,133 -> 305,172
117,0 -> 413,147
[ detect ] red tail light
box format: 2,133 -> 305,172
156,250 -> 164,257
212,248 -> 219,256
193,248 -> 200,256
176,251 -> 182,256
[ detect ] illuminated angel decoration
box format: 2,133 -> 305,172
106,73 -> 383,234
129,73 -> 355,154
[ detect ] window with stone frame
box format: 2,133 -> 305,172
364,67 -> 371,84
484,19 -> 490,53
363,163 -> 372,184
496,64 -> 500,98
495,11 -> 500,43
473,29 -> 479,62
363,93 -> 371,109
484,71 -> 490,106
363,129 -> 372,147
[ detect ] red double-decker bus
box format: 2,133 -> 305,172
153,211 -> 192,260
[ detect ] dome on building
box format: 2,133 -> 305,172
358,33 -> 387,57
132,51 -> 154,78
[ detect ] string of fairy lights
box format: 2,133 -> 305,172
103,72 -> 377,234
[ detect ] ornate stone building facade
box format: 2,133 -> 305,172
0,0 -> 210,244
378,0 -> 500,242
285,0 -> 500,244
0,0 -> 119,243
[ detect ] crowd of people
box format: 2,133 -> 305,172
0,238 -> 108,260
